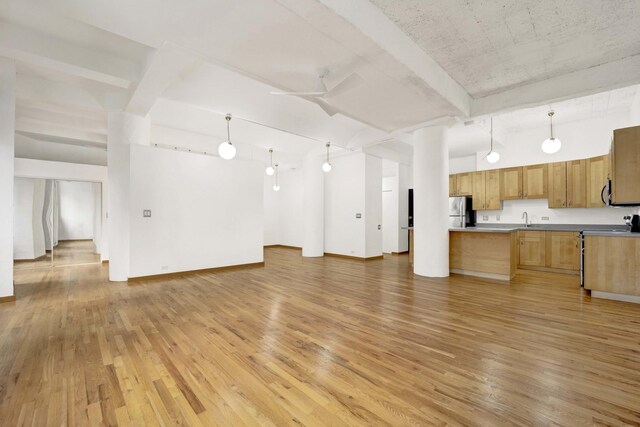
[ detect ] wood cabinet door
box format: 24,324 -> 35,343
456,173 -> 473,196
585,155 -> 609,207
484,169 -> 501,210
523,164 -> 548,199
566,159 -> 587,208
547,162 -> 567,208
501,167 -> 523,200
612,126 -> 640,204
472,171 -> 486,210
518,231 -> 546,267
547,231 -> 580,270
449,175 -> 457,196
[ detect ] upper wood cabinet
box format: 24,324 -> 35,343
449,175 -> 457,196
586,155 -> 610,208
456,173 -> 473,196
566,159 -> 587,208
501,167 -> 523,200
485,169 -> 501,210
611,126 -> 640,205
472,171 -> 486,210
522,164 -> 548,199
548,162 -> 567,208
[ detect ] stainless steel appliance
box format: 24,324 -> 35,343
448,197 -> 475,229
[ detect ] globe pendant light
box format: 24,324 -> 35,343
265,149 -> 275,175
541,111 -> 561,154
486,116 -> 500,164
272,164 -> 280,191
322,143 -> 332,172
218,114 -> 236,160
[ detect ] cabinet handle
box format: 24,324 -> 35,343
519,191 -> 522,197
524,192 -> 528,198
568,200 -> 572,207
562,201 -> 566,207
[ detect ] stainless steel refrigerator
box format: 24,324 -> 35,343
448,197 -> 475,228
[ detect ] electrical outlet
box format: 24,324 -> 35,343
482,215 -> 489,221
143,209 -> 152,218
355,213 -> 362,218
541,216 -> 550,221
496,215 -> 501,221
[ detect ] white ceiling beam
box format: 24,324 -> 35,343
309,0 -> 472,118
472,54 -> 640,117
126,43 -> 200,116
0,22 -> 138,89
16,117 -> 107,145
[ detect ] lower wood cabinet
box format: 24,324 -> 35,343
518,230 -> 580,272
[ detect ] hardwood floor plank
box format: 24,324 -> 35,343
2,247 -> 640,425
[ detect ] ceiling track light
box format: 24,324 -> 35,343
486,117 -> 500,163
541,111 -> 562,154
266,149 -> 275,175
322,143 -> 332,172
218,114 -> 237,160
272,164 -> 280,191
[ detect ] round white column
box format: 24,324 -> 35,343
302,153 -> 324,257
0,58 -> 15,299
107,112 -> 150,281
412,125 -> 450,277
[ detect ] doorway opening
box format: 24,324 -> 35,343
13,178 -> 103,270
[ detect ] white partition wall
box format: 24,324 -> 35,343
0,59 -> 15,299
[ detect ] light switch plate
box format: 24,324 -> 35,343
355,213 -> 362,218
496,215 -> 501,221
541,216 -> 550,221
143,209 -> 152,218
483,215 -> 489,221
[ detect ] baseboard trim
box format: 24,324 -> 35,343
591,291 -> 640,304
391,251 -> 409,255
59,239 -> 93,242
101,260 -> 109,264
128,262 -> 265,284
264,244 -> 302,250
450,268 -> 512,281
0,295 -> 16,303
324,253 -> 384,261
518,265 -> 579,276
14,254 -> 49,262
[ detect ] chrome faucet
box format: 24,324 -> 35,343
522,211 -> 529,228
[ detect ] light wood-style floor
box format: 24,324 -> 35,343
2,247 -> 640,426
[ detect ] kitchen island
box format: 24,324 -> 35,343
449,228 -> 518,280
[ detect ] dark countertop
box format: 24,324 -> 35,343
582,230 -> 640,237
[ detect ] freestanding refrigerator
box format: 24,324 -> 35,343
448,197 -> 475,228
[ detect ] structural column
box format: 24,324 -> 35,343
412,125 -> 450,277
302,153 -> 324,257
0,58 -> 15,299
107,112 -> 150,281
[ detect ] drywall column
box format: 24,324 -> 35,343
412,125 -> 449,277
0,59 -> 15,299
107,112 -> 150,281
302,153 -> 324,257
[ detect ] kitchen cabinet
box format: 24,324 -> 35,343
456,173 -> 473,196
472,171 -> 486,209
584,235 -> 640,297
611,126 -> 640,205
518,230 -> 546,267
548,162 -> 567,208
450,230 -> 517,281
501,167 -> 523,200
566,160 -> 587,208
546,232 -> 580,271
522,164 -> 548,199
449,175 -> 457,196
484,169 -> 501,210
586,155 -> 610,207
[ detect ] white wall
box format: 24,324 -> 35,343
263,173 -> 280,246
14,158 -> 108,260
263,168 -> 304,247
13,177 -> 46,260
449,155 -> 476,174
324,152 -> 382,258
128,145 -> 264,278
382,176 -> 397,253
58,181 -> 95,240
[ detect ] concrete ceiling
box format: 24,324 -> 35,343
370,0 -> 640,98
2,0 -> 640,167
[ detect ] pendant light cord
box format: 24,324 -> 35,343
549,111 -> 554,139
490,117 -> 494,151
326,143 -> 330,162
225,114 -> 232,144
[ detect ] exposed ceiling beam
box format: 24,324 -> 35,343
126,43 -> 200,116
471,54 -> 640,117
16,117 -> 107,144
0,21 -> 138,89
16,130 -> 107,150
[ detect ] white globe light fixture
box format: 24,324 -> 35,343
486,116 -> 500,164
272,164 -> 280,191
218,114 -> 236,160
541,111 -> 561,154
266,148 -> 275,175
322,143 -> 332,172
